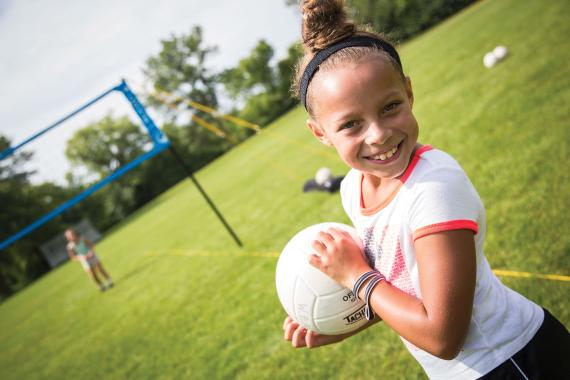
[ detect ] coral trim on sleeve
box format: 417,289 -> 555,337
413,220 -> 478,241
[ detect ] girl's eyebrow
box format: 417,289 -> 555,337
332,111 -> 359,125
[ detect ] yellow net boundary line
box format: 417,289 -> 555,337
184,98 -> 261,132
153,89 -> 261,132
150,90 -> 238,145
491,269 -> 570,282
190,114 -> 239,145
144,250 -> 570,282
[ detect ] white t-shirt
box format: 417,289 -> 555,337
340,145 -> 543,379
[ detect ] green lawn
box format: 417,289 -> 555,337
1,0 -> 569,378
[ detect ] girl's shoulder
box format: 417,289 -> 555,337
407,146 -> 470,186
413,146 -> 462,173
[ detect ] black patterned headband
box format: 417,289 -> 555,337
300,35 -> 402,109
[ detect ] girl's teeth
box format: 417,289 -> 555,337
372,146 -> 398,161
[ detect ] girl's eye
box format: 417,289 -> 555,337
340,120 -> 361,131
384,101 -> 401,113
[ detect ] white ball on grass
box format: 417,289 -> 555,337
483,52 -> 498,68
493,45 -> 508,60
315,167 -> 333,185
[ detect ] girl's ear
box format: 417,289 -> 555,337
307,119 -> 332,146
405,76 -> 414,108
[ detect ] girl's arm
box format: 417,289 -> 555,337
84,238 -> 96,256
67,248 -> 78,261
310,228 -> 476,359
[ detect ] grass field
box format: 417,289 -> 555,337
1,0 -> 569,378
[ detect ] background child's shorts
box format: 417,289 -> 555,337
79,255 -> 100,271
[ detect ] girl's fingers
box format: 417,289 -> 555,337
308,253 -> 322,268
311,238 -> 327,254
283,316 -> 293,331
291,325 -> 308,348
283,317 -> 326,349
284,318 -> 299,341
316,231 -> 334,244
305,329 -> 317,348
328,227 -> 350,240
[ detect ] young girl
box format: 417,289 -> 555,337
282,1 -> 570,378
65,228 -> 114,292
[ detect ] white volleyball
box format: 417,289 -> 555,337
276,222 -> 368,335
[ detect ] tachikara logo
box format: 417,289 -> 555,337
343,306 -> 366,325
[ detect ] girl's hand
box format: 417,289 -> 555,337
282,316 -> 346,348
308,227 -> 371,289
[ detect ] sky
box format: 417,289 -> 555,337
0,0 -> 301,183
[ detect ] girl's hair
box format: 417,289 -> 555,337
292,0 -> 404,116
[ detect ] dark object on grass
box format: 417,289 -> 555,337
303,176 -> 344,193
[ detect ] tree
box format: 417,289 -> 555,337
143,26 -> 241,171
0,135 -> 53,299
286,0 -> 474,43
0,135 -> 34,182
66,115 -> 148,175
221,40 -> 276,100
65,115 -> 149,223
353,0 -> 476,42
144,26 -> 219,119
220,41 -> 302,127
275,43 -> 304,105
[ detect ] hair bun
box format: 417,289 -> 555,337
301,0 -> 356,53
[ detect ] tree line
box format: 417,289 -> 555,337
0,0 -> 474,300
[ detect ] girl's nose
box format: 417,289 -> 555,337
364,121 -> 392,146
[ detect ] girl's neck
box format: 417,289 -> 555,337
361,143 -> 422,210
365,143 -> 421,186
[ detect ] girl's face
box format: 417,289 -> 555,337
65,230 -> 77,242
307,57 -> 419,181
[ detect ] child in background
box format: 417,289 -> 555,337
65,228 -> 113,292
282,1 -> 570,378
